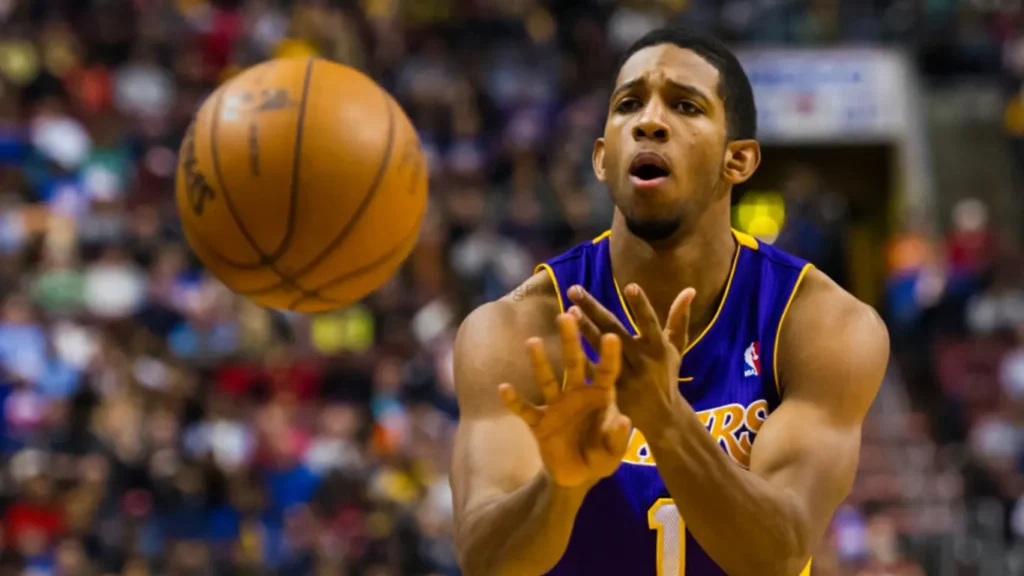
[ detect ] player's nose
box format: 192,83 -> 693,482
632,107 -> 670,142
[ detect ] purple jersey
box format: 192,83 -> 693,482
536,229 -> 812,576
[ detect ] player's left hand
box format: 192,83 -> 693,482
567,283 -> 695,434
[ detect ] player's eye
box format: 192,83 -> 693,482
675,101 -> 702,115
615,98 -> 642,113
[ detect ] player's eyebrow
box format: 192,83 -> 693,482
665,80 -> 713,106
611,78 -> 643,101
611,77 -> 714,107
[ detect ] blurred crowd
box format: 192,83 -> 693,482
0,0 -> 1021,575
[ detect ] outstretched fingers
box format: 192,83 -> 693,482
568,286 -> 631,341
569,306 -> 602,352
664,288 -> 696,355
592,333 -> 622,390
621,284 -> 661,342
527,337 -> 561,404
558,314 -> 587,391
586,411 -> 632,461
603,413 -> 633,457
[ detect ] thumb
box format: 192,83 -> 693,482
663,288 -> 695,355
499,383 -> 542,428
602,414 -> 633,457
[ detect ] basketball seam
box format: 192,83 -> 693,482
269,57 -> 316,261
181,216 -> 266,268
289,162 -> 424,310
207,86 -> 288,272
286,211 -> 423,311
209,87 -> 277,270
180,117 -> 263,269
236,89 -> 397,298
207,59 -> 320,301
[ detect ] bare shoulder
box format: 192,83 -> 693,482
502,269 -> 562,307
777,268 -> 890,417
454,271 -> 562,414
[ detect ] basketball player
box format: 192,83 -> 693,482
451,28 -> 888,576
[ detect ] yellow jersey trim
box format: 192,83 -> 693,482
593,228 -> 755,248
612,276 -> 641,335
611,234 -> 741,355
773,263 -> 813,397
534,263 -> 566,315
733,229 -> 760,250
604,228 -> 743,381
558,230 -> 745,384
534,262 -> 569,389
681,240 -> 741,355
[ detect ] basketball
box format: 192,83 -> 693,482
176,58 -> 428,313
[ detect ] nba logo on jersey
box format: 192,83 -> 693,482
743,342 -> 760,377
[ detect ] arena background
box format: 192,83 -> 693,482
0,0 -> 1022,574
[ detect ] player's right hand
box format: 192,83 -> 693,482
498,314 -> 631,489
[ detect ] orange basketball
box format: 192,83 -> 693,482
176,58 -> 428,313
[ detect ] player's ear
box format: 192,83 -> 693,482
592,138 -> 607,182
722,139 -> 760,185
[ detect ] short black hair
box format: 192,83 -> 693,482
617,28 -> 757,141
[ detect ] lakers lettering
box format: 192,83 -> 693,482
622,399 -> 770,468
181,123 -> 216,216
623,429 -> 657,466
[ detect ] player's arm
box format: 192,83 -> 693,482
451,280 -> 623,576
641,272 -> 888,576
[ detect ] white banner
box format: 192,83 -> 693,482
737,48 -> 913,143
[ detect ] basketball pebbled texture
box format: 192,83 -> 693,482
176,58 -> 428,313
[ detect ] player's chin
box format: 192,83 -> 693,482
623,211 -> 684,243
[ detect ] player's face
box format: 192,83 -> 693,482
592,45 -> 759,242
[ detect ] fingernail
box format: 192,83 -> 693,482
569,306 -> 581,317
569,285 -> 582,299
627,284 -> 639,296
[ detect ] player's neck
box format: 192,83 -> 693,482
608,211 -> 736,338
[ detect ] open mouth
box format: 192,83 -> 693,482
629,153 -> 671,186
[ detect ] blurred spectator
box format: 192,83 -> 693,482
967,261 -> 1024,336
886,243 -> 946,337
1001,323 -> 1024,404
774,164 -> 848,286
947,198 -> 1000,291
855,511 -> 925,576
5,450 -> 63,571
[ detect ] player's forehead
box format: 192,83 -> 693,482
613,44 -> 722,102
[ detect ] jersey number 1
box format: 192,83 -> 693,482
648,499 -> 686,576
